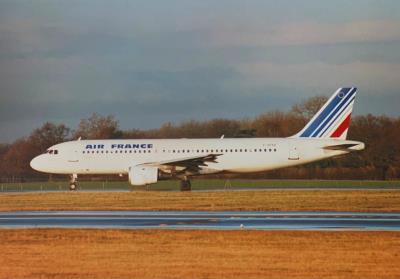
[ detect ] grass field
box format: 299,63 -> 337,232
1,189 -> 399,212
1,183 -> 399,278
0,229 -> 399,279
1,179 -> 399,192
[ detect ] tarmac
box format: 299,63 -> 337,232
1,211 -> 400,231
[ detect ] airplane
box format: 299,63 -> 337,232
30,87 -> 364,191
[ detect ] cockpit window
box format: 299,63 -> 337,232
44,149 -> 58,155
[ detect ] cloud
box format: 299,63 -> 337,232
1,1 -> 400,142
237,61 -> 400,93
206,20 -> 400,47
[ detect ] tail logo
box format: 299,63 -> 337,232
295,87 -> 357,140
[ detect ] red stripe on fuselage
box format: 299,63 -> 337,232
331,113 -> 352,138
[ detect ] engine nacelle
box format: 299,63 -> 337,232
128,165 -> 158,186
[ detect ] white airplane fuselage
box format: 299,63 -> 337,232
30,138 -> 364,175
30,87 -> 365,188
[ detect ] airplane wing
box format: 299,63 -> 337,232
141,154 -> 222,173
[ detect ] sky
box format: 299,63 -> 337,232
1,0 -> 400,142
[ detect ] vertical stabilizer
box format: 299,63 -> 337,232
292,87 -> 357,140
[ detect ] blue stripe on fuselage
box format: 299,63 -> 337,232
311,88 -> 356,137
300,88 -> 352,137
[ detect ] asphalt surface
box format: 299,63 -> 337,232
1,211 -> 400,231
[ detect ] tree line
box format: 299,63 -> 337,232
1,96 -> 399,181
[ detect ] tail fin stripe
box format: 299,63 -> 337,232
331,113 -> 352,138
311,88 -> 356,137
318,94 -> 356,137
300,88 -> 352,137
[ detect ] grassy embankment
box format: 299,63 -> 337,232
1,182 -> 399,278
0,229 -> 399,279
0,189 -> 399,212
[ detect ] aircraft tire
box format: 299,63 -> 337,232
69,183 -> 77,191
180,180 -> 191,192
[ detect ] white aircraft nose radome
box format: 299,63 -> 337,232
30,155 -> 43,172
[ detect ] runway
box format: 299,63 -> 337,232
1,211 -> 400,231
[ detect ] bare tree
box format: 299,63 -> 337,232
74,113 -> 121,139
29,122 -> 71,152
291,95 -> 328,119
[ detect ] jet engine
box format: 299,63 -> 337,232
128,165 -> 159,186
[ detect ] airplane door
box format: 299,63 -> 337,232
68,149 -> 80,163
67,148 -> 85,173
288,146 -> 299,160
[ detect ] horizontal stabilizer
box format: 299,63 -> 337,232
323,142 -> 365,152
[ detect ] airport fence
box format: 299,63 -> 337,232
0,178 -> 399,192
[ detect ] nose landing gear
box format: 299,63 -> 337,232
180,176 -> 192,191
69,174 -> 78,191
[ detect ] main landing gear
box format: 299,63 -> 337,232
180,176 -> 192,192
69,174 -> 78,191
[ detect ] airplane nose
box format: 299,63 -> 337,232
30,156 -> 42,172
